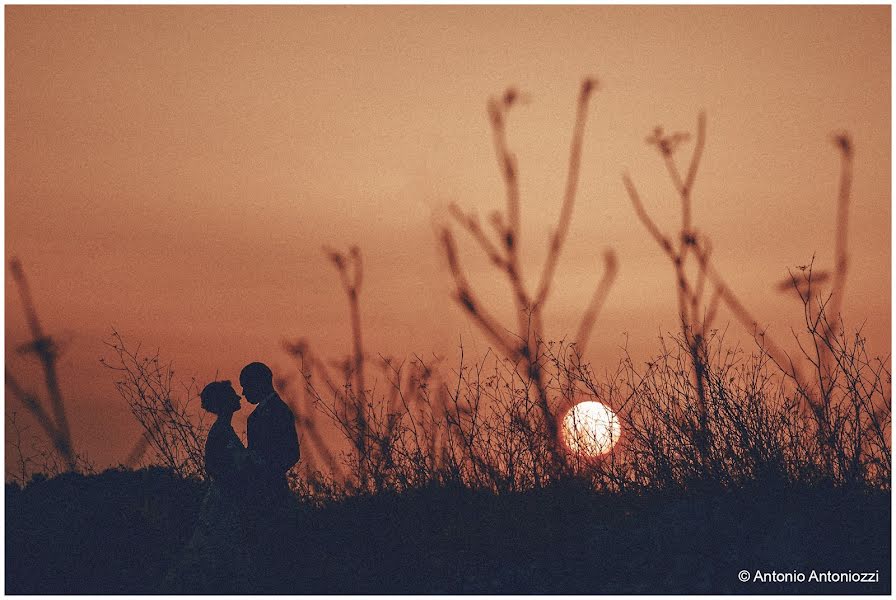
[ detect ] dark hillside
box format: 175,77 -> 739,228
6,468 -> 889,594
6,467 -> 203,594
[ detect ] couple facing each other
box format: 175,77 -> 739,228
200,361 -> 299,501
166,362 -> 298,592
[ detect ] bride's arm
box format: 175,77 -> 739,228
226,434 -> 264,475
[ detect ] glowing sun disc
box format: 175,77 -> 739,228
562,401 -> 621,457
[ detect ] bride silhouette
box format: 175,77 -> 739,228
163,380 -> 255,592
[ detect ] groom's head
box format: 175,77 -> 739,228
240,361 -> 275,404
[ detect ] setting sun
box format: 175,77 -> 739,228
562,400 -> 621,457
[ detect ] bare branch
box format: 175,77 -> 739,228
440,228 -> 520,358
827,132 -> 853,336
488,93 -> 521,248
682,111 -> 708,228
5,368 -> 60,453
622,173 -> 675,257
324,244 -> 369,485
575,249 -> 618,351
448,203 -> 507,269
701,261 -> 816,409
534,78 -> 599,308
8,259 -> 75,471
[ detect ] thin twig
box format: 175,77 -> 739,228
575,249 -> 618,350
534,78 -> 599,308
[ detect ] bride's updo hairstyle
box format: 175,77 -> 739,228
200,380 -> 236,414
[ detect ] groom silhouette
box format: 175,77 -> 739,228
240,362 -> 300,500
240,362 -> 299,588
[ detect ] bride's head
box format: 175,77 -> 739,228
200,380 -> 241,416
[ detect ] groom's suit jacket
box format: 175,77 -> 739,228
247,391 -> 300,488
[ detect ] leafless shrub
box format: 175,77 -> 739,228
575,122 -> 880,489
623,113 -> 718,465
775,263 -> 891,485
573,321 -> 890,491
440,346 -> 574,491
290,245 -> 572,493
293,310 -> 889,496
101,331 -> 208,480
321,245 -> 369,486
622,116 -> 863,479
5,410 -> 96,486
287,248 -> 451,493
439,79 -> 617,473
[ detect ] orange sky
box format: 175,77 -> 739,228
5,6 -> 890,472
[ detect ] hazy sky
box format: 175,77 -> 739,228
5,5 -> 890,471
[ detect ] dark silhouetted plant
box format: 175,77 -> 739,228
101,331 -> 208,480
439,79 -> 617,476
5,258 -> 77,472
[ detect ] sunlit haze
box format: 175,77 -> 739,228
5,6 -> 890,471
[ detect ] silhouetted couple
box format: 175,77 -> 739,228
164,362 -> 299,593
